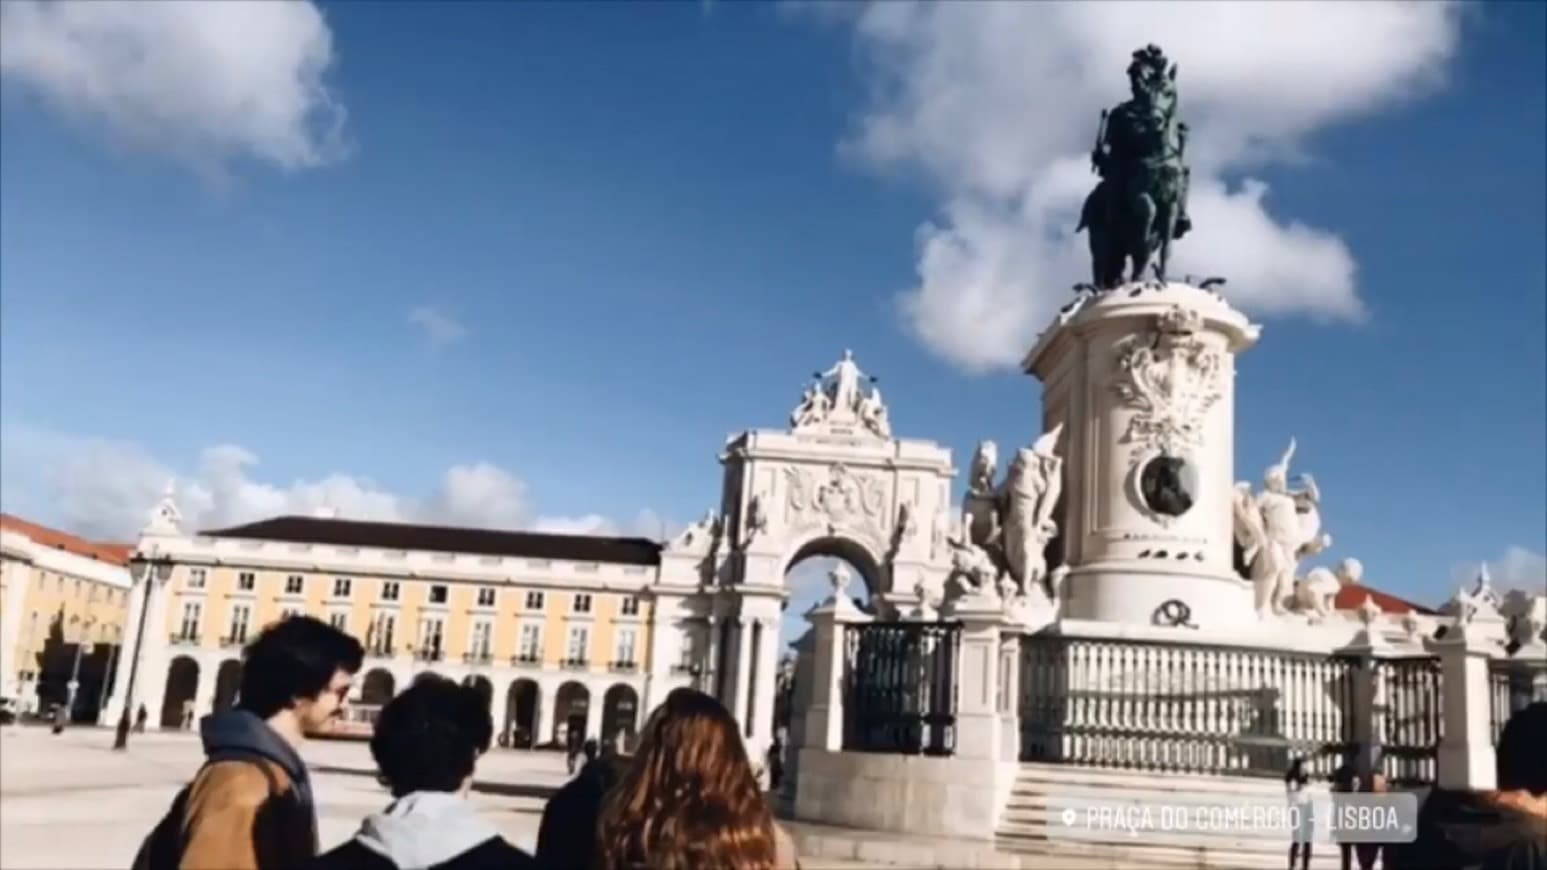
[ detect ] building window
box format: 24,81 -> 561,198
284,575 -> 304,595
565,625 -> 589,665
178,602 -> 202,641
518,624 -> 542,662
381,581 -> 400,601
332,578 -> 353,598
572,593 -> 592,614
229,604 -> 252,645
615,628 -> 637,667
469,620 -> 493,662
429,584 -> 448,605
620,595 -> 640,617
329,612 -> 348,632
73,578 -> 82,597
369,612 -> 396,656
476,587 -> 496,608
237,572 -> 256,592
417,617 -> 444,660
279,607 -> 302,621
188,568 -> 207,589
525,590 -> 544,610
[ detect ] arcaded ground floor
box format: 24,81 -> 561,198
0,725 -> 877,869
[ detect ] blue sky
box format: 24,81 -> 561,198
1,1 -> 1543,623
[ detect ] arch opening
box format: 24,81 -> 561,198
160,656 -> 199,729
360,669 -> 395,706
213,660 -> 242,710
601,684 -> 639,750
505,679 -> 539,748
553,681 -> 590,747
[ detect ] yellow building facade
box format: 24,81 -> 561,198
0,514 -> 132,718
105,499 -> 711,749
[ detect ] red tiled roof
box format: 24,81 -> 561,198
1333,583 -> 1437,616
0,513 -> 132,565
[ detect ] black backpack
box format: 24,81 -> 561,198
131,750 -> 284,870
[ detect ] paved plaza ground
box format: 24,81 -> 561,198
0,724 -> 878,869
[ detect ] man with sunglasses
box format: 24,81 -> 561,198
134,615 -> 364,870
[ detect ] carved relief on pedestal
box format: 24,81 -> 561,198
1110,306 -> 1224,465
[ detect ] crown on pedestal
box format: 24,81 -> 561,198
1157,305 -> 1202,336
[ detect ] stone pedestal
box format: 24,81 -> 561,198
1435,627 -> 1497,790
1023,283 -> 1259,631
799,594 -> 871,753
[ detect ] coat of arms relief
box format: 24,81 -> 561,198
783,463 -> 887,542
1110,305 -> 1224,464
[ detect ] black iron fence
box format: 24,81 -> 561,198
1374,657 -> 1442,787
842,622 -> 960,756
1018,634 -> 1358,778
1489,659 -> 1547,745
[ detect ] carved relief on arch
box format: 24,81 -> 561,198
784,463 -> 886,526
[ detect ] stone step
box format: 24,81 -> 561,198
993,833 -> 1344,870
1011,762 -> 1298,794
997,818 -> 1290,851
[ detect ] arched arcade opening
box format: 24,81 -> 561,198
160,656 -> 199,729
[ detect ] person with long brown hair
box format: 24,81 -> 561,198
596,688 -> 798,870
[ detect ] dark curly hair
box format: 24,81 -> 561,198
239,615 -> 363,718
369,674 -> 492,796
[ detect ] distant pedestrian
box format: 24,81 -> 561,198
1285,758 -> 1313,870
537,737 -> 621,870
768,734 -> 786,792
596,688 -> 798,870
135,704 -> 148,733
310,675 -> 537,870
132,615 -> 363,870
1332,751 -> 1359,870
565,726 -> 585,775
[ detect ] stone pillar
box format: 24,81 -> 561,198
490,679 -> 510,742
584,682 -> 604,742
800,595 -> 870,752
641,594 -> 680,716
731,614 -> 752,729
997,630 -> 1022,762
104,570 -> 171,727
193,652 -> 217,719
1436,627 -> 1497,790
952,600 -> 1012,761
535,685 -> 554,745
1339,634 -> 1382,782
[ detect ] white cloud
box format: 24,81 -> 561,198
1453,547 -> 1547,594
408,306 -> 469,347
827,1 -> 1462,371
0,422 -> 665,543
0,0 -> 346,176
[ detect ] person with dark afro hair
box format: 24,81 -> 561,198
310,674 -> 536,870
1386,701 -> 1547,870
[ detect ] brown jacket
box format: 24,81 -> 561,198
136,757 -> 317,870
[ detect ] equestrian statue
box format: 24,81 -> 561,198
1077,44 -> 1193,289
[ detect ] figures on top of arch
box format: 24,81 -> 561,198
790,350 -> 891,439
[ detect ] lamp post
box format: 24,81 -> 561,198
113,551 -> 174,751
